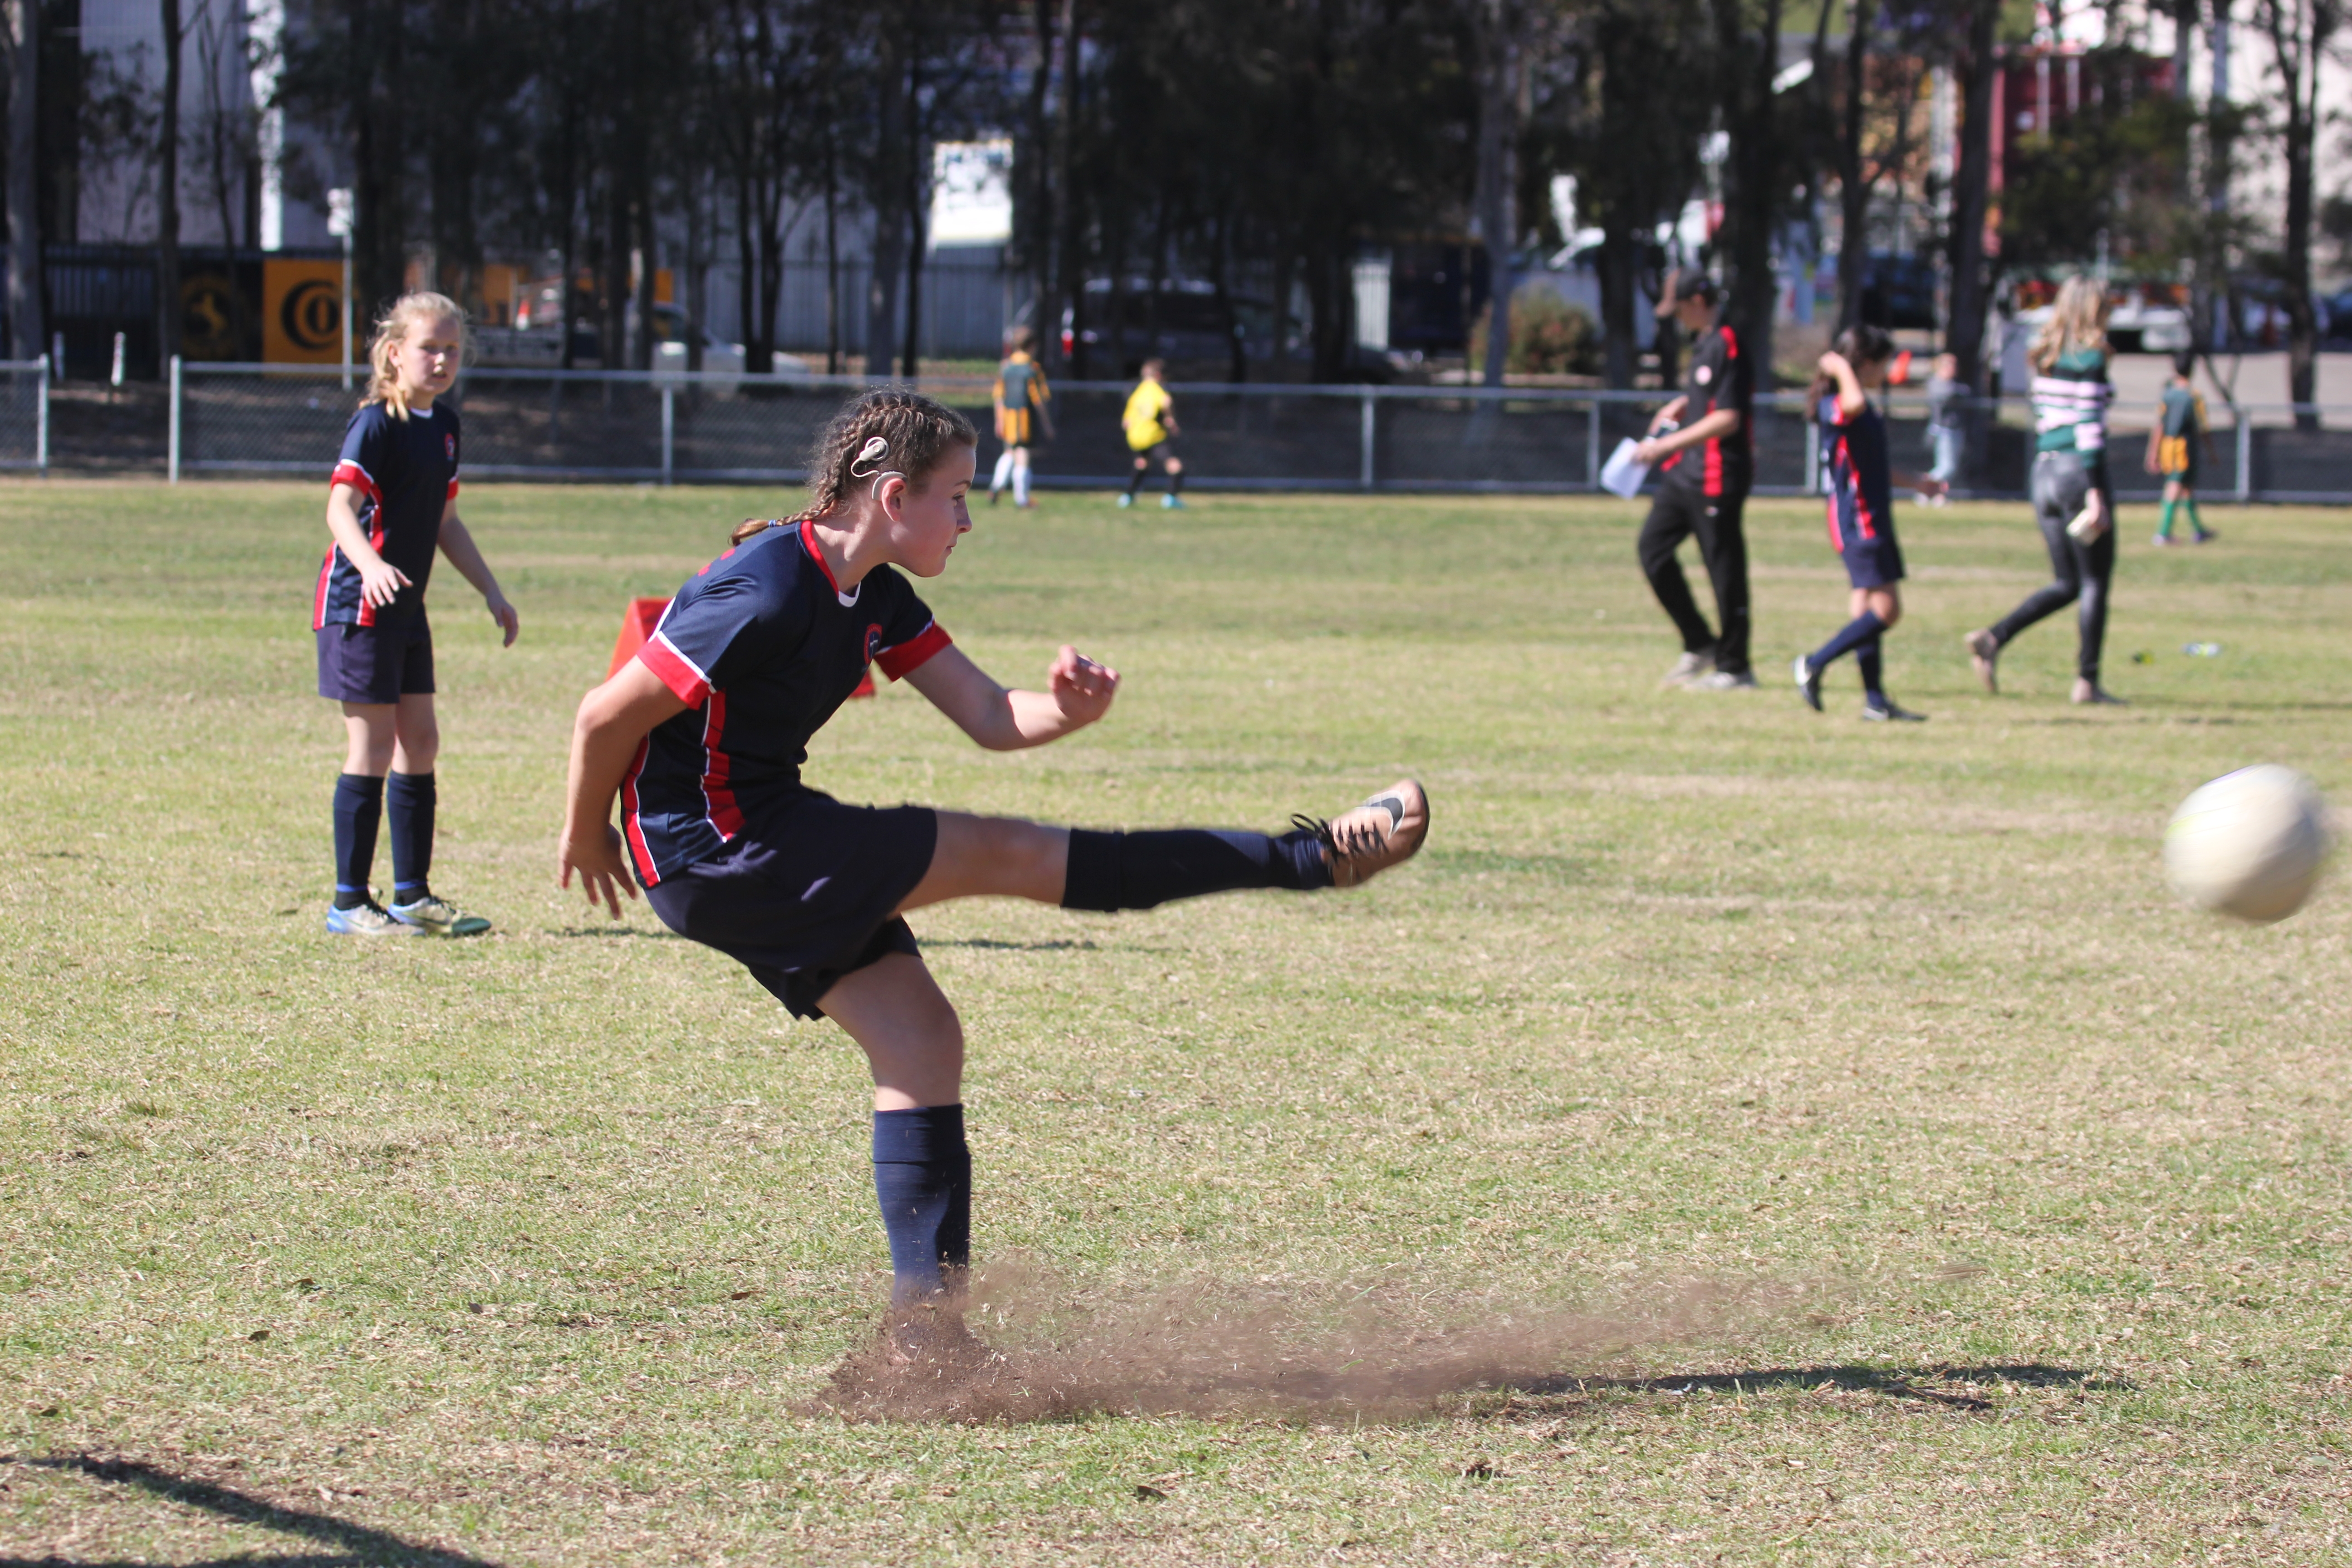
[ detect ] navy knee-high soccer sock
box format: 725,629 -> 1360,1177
872,1105 -> 970,1304
1059,827 -> 1334,913
332,774 -> 385,910
387,770 -> 436,903
1808,611 -> 1886,671
1168,466 -> 1185,496
1857,639 -> 1886,701
1125,465 -> 1146,498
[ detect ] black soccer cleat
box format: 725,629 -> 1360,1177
1793,654 -> 1823,712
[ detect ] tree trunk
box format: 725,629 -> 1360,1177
1050,0 -> 1078,373
823,141 -> 840,374
1838,0 -> 1872,329
1023,0 -> 1054,345
900,49 -> 924,380
1597,220 -> 1638,389
5,0 -> 43,363
350,0 -> 407,322
1945,0 -> 1998,395
157,0 -> 183,370
2259,0 -> 2329,427
1474,0 -> 1519,387
1712,0 -> 1782,385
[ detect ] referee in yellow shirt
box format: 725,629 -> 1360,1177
1119,358 -> 1185,510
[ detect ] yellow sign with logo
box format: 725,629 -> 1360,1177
263,260 -> 345,364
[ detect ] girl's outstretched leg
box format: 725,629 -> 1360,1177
893,781 -> 1428,915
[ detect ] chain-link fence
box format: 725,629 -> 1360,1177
0,359 -> 49,470
168,361 -> 2351,502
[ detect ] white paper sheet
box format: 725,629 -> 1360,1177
1600,438 -> 1649,499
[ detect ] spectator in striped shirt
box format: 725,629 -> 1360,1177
1964,277 -> 2125,706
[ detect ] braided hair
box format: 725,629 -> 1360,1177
732,387 -> 977,545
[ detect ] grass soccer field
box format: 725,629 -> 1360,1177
2,479 -> 2347,1566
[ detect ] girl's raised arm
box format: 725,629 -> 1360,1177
904,643 -> 1118,752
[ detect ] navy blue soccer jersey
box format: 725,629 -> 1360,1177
313,402 -> 461,627
1819,393 -> 1896,555
622,518 -> 953,886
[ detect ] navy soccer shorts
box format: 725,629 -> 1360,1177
643,790 -> 941,1020
317,613 -> 435,704
1838,532 -> 1907,590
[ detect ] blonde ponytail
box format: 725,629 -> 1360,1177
364,292 -> 467,420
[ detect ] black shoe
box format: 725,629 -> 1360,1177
1793,654 -> 1823,712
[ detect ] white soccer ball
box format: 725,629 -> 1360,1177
2163,764 -> 2331,923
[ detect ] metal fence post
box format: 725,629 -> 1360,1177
35,355 -> 49,472
1805,411 -> 1819,495
2235,410 -> 2253,502
1585,401 -> 1600,488
1359,391 -> 1376,490
661,385 -> 676,486
167,356 -> 182,484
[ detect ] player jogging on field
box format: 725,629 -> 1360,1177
2146,351 -> 2216,546
1793,325 -> 1945,722
1963,275 -> 2125,705
986,326 -> 1054,509
558,389 -> 1427,1357
1119,358 -> 1184,509
315,292 -> 518,936
1634,270 -> 1756,691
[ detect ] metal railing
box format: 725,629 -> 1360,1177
160,359 -> 2352,502
0,358 -> 49,471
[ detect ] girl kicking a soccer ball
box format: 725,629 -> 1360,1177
1793,325 -> 1944,722
557,389 -> 1427,1354
315,292 -> 518,936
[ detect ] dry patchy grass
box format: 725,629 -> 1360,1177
0,480 -> 2347,1565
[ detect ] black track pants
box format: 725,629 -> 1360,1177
1637,481 -> 1752,676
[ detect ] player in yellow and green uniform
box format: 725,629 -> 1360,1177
2146,351 -> 2216,546
1119,358 -> 1185,510
987,327 -> 1054,508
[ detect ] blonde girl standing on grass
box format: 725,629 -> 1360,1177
314,292 -> 519,936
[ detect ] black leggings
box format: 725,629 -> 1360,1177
1991,452 -> 2115,682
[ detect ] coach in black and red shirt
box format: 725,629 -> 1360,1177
1634,269 -> 1755,690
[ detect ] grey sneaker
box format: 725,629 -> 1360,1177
387,893 -> 492,937
1660,651 -> 1714,688
1685,669 -> 1759,691
325,900 -> 422,937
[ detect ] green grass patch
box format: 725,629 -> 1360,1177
1,480 -> 2347,1564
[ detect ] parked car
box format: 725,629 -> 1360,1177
1059,278 -> 1262,369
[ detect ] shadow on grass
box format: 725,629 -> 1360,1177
544,925 -> 678,940
1512,1362 -> 2127,1411
0,1455 -> 499,1568
925,937 -> 1102,952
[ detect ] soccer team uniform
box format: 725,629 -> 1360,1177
626,518 -> 955,1019
314,403 -> 461,703
1123,379 -> 1175,456
994,353 -> 1051,448
2157,384 -> 2207,484
1637,323 -> 1754,675
1818,392 -> 1906,589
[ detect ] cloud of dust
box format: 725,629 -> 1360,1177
807,1261 -> 1817,1425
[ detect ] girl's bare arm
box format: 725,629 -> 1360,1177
436,497 -> 519,644
560,660 -> 690,916
904,644 -> 1118,751
326,484 -> 409,608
